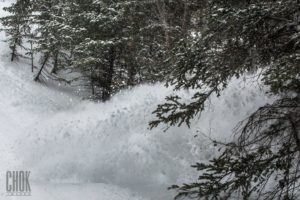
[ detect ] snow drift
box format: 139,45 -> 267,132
0,1 -> 274,199
13,77 -> 272,200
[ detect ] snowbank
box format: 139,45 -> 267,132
14,79 -> 272,200
0,1 -> 274,199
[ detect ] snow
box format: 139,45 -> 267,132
0,1 -> 274,200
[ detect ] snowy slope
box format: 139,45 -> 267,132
0,1 -> 274,200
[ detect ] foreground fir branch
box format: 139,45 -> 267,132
173,97 -> 300,199
151,0 -> 300,199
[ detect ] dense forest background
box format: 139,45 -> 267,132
1,0 -> 300,199
1,0 -> 202,100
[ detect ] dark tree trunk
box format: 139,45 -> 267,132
126,42 -> 136,86
34,54 -> 49,82
11,24 -> 20,62
30,41 -> 34,72
127,61 -> 136,86
102,47 -> 115,101
51,52 -> 59,74
11,38 -> 18,62
91,66 -> 95,96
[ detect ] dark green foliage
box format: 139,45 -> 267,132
2,1 -> 299,197
151,0 -> 300,128
1,0 -> 200,100
150,0 -> 300,199
172,97 -> 300,199
0,0 -> 32,61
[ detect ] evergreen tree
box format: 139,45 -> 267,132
150,0 -> 300,199
70,0 -> 123,100
32,0 -> 72,80
1,0 -> 201,100
0,0 -> 32,61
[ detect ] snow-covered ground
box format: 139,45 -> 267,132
0,1 -> 274,200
